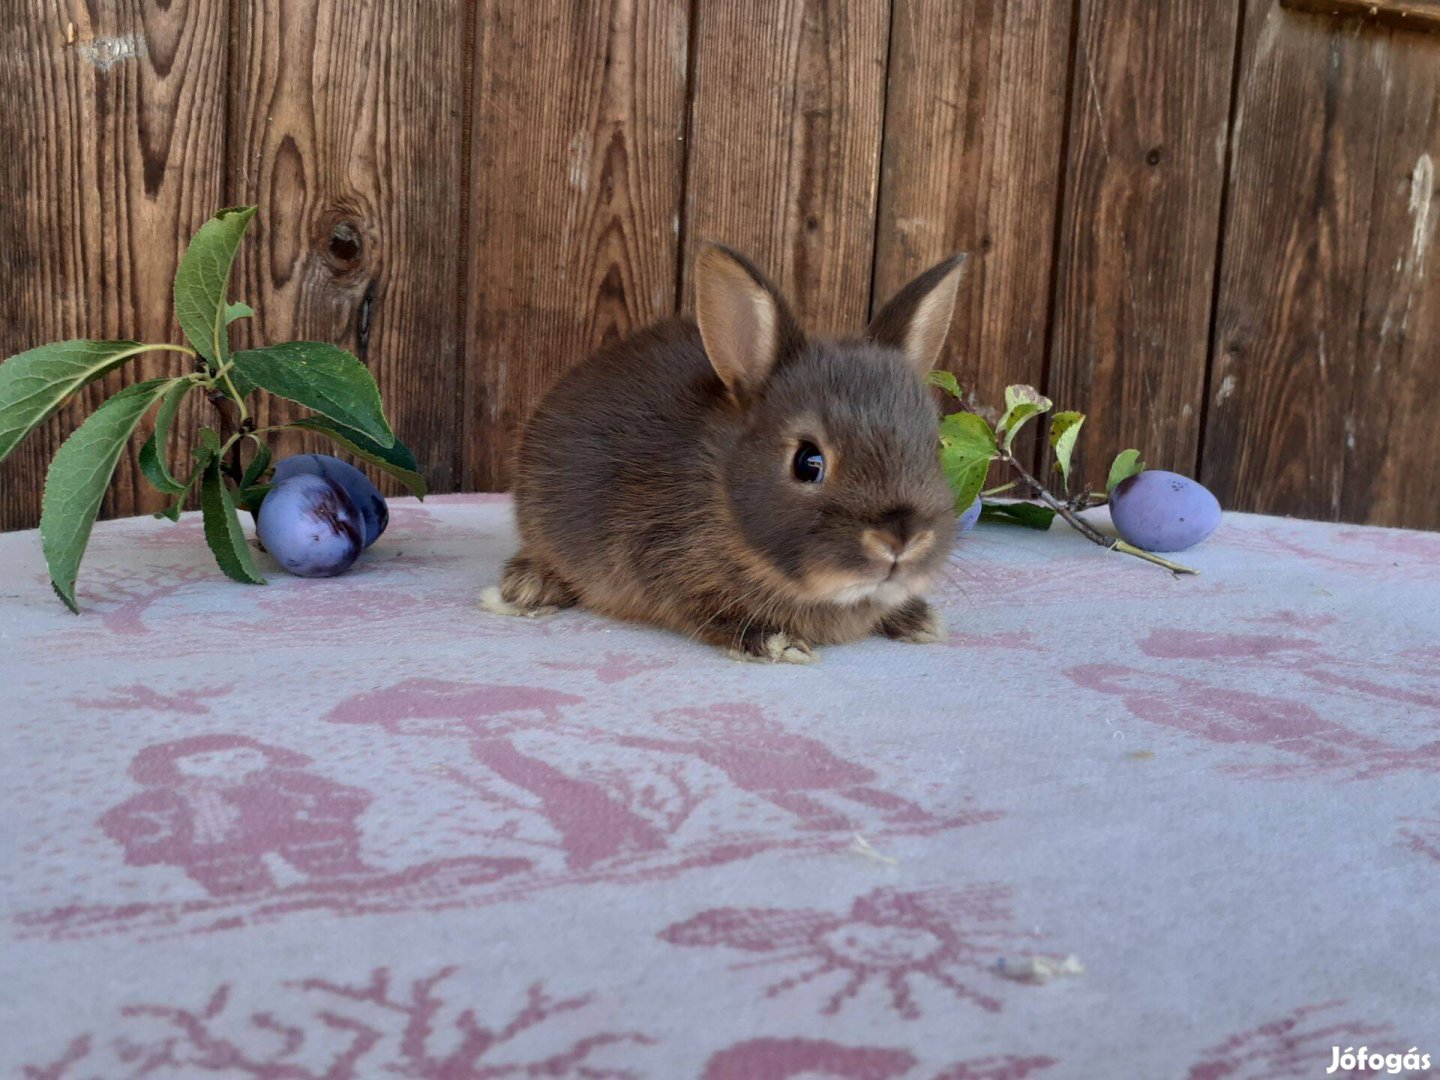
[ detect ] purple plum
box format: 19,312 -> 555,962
1109,470 -> 1221,552
257,474 -> 363,577
957,498 -> 981,533
272,453 -> 388,548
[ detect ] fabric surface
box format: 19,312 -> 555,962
3,494 -> 1438,1079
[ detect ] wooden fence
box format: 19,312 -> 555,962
3,0 -> 1438,531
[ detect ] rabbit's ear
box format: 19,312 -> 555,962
695,244 -> 802,400
866,253 -> 967,374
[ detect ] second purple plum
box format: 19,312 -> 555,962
957,498 -> 981,533
1109,470 -> 1221,552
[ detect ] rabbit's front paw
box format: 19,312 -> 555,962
482,553 -> 579,618
878,598 -> 946,644
479,586 -> 558,618
726,629 -> 819,665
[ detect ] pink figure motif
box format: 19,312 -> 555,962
1065,664 -> 1439,778
616,704 -> 931,832
326,679 -> 667,869
703,1038 -> 915,1080
1139,629 -> 1320,662
661,884 -> 1044,1017
1334,526 -> 1440,565
1140,629 -> 1440,712
99,735 -> 372,897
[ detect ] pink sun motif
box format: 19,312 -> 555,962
660,885 -> 1049,1018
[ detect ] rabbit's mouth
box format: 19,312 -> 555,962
814,562 -> 935,608
826,579 -> 914,608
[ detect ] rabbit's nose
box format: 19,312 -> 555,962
878,506 -> 915,544
862,517 -> 935,565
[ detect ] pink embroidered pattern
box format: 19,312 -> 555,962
22,967 -> 652,1079
661,884 -> 1055,1018
17,691 -> 997,942
1184,1000 -> 1428,1080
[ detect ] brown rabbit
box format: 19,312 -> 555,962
483,245 -> 966,663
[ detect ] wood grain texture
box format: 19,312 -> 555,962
872,0 -> 1073,457
0,1 -> 227,530
1283,0 -> 1440,35
227,0 -> 469,496
465,0 -> 690,490
1204,1 -> 1405,522
1340,31 -> 1440,528
679,0 -> 888,336
1046,0 -> 1240,493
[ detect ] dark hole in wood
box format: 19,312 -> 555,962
1146,147 -> 1163,166
328,222 -> 362,264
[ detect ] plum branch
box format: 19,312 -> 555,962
994,446 -> 1199,576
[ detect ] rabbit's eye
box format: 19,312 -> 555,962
792,442 -> 826,483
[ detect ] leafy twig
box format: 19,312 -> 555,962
0,206 -> 425,610
997,449 -> 1198,575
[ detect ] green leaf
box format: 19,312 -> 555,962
1106,448 -> 1146,493
1004,384 -> 1052,415
235,436 -> 273,512
925,370 -> 964,400
946,457 -> 991,515
0,340 -> 176,464
283,415 -> 427,497
154,446 -> 208,521
200,452 -> 266,585
979,501 -> 1057,530
236,482 -> 273,514
224,301 -> 255,325
1049,411 -> 1086,492
997,384 -> 1053,451
938,411 -> 998,459
196,425 -> 222,457
239,435 -> 272,491
231,342 -> 395,447
138,377 -> 200,495
173,205 -> 257,367
40,377 -> 180,611
153,428 -> 224,521
937,412 -> 998,514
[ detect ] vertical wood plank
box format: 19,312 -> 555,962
679,0 -> 889,336
228,0 -> 469,495
872,0 -> 1073,421
1204,2 -> 1393,521
0,1 -> 228,530
1047,0 -> 1240,490
1341,33 -> 1440,529
464,0 -> 690,491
